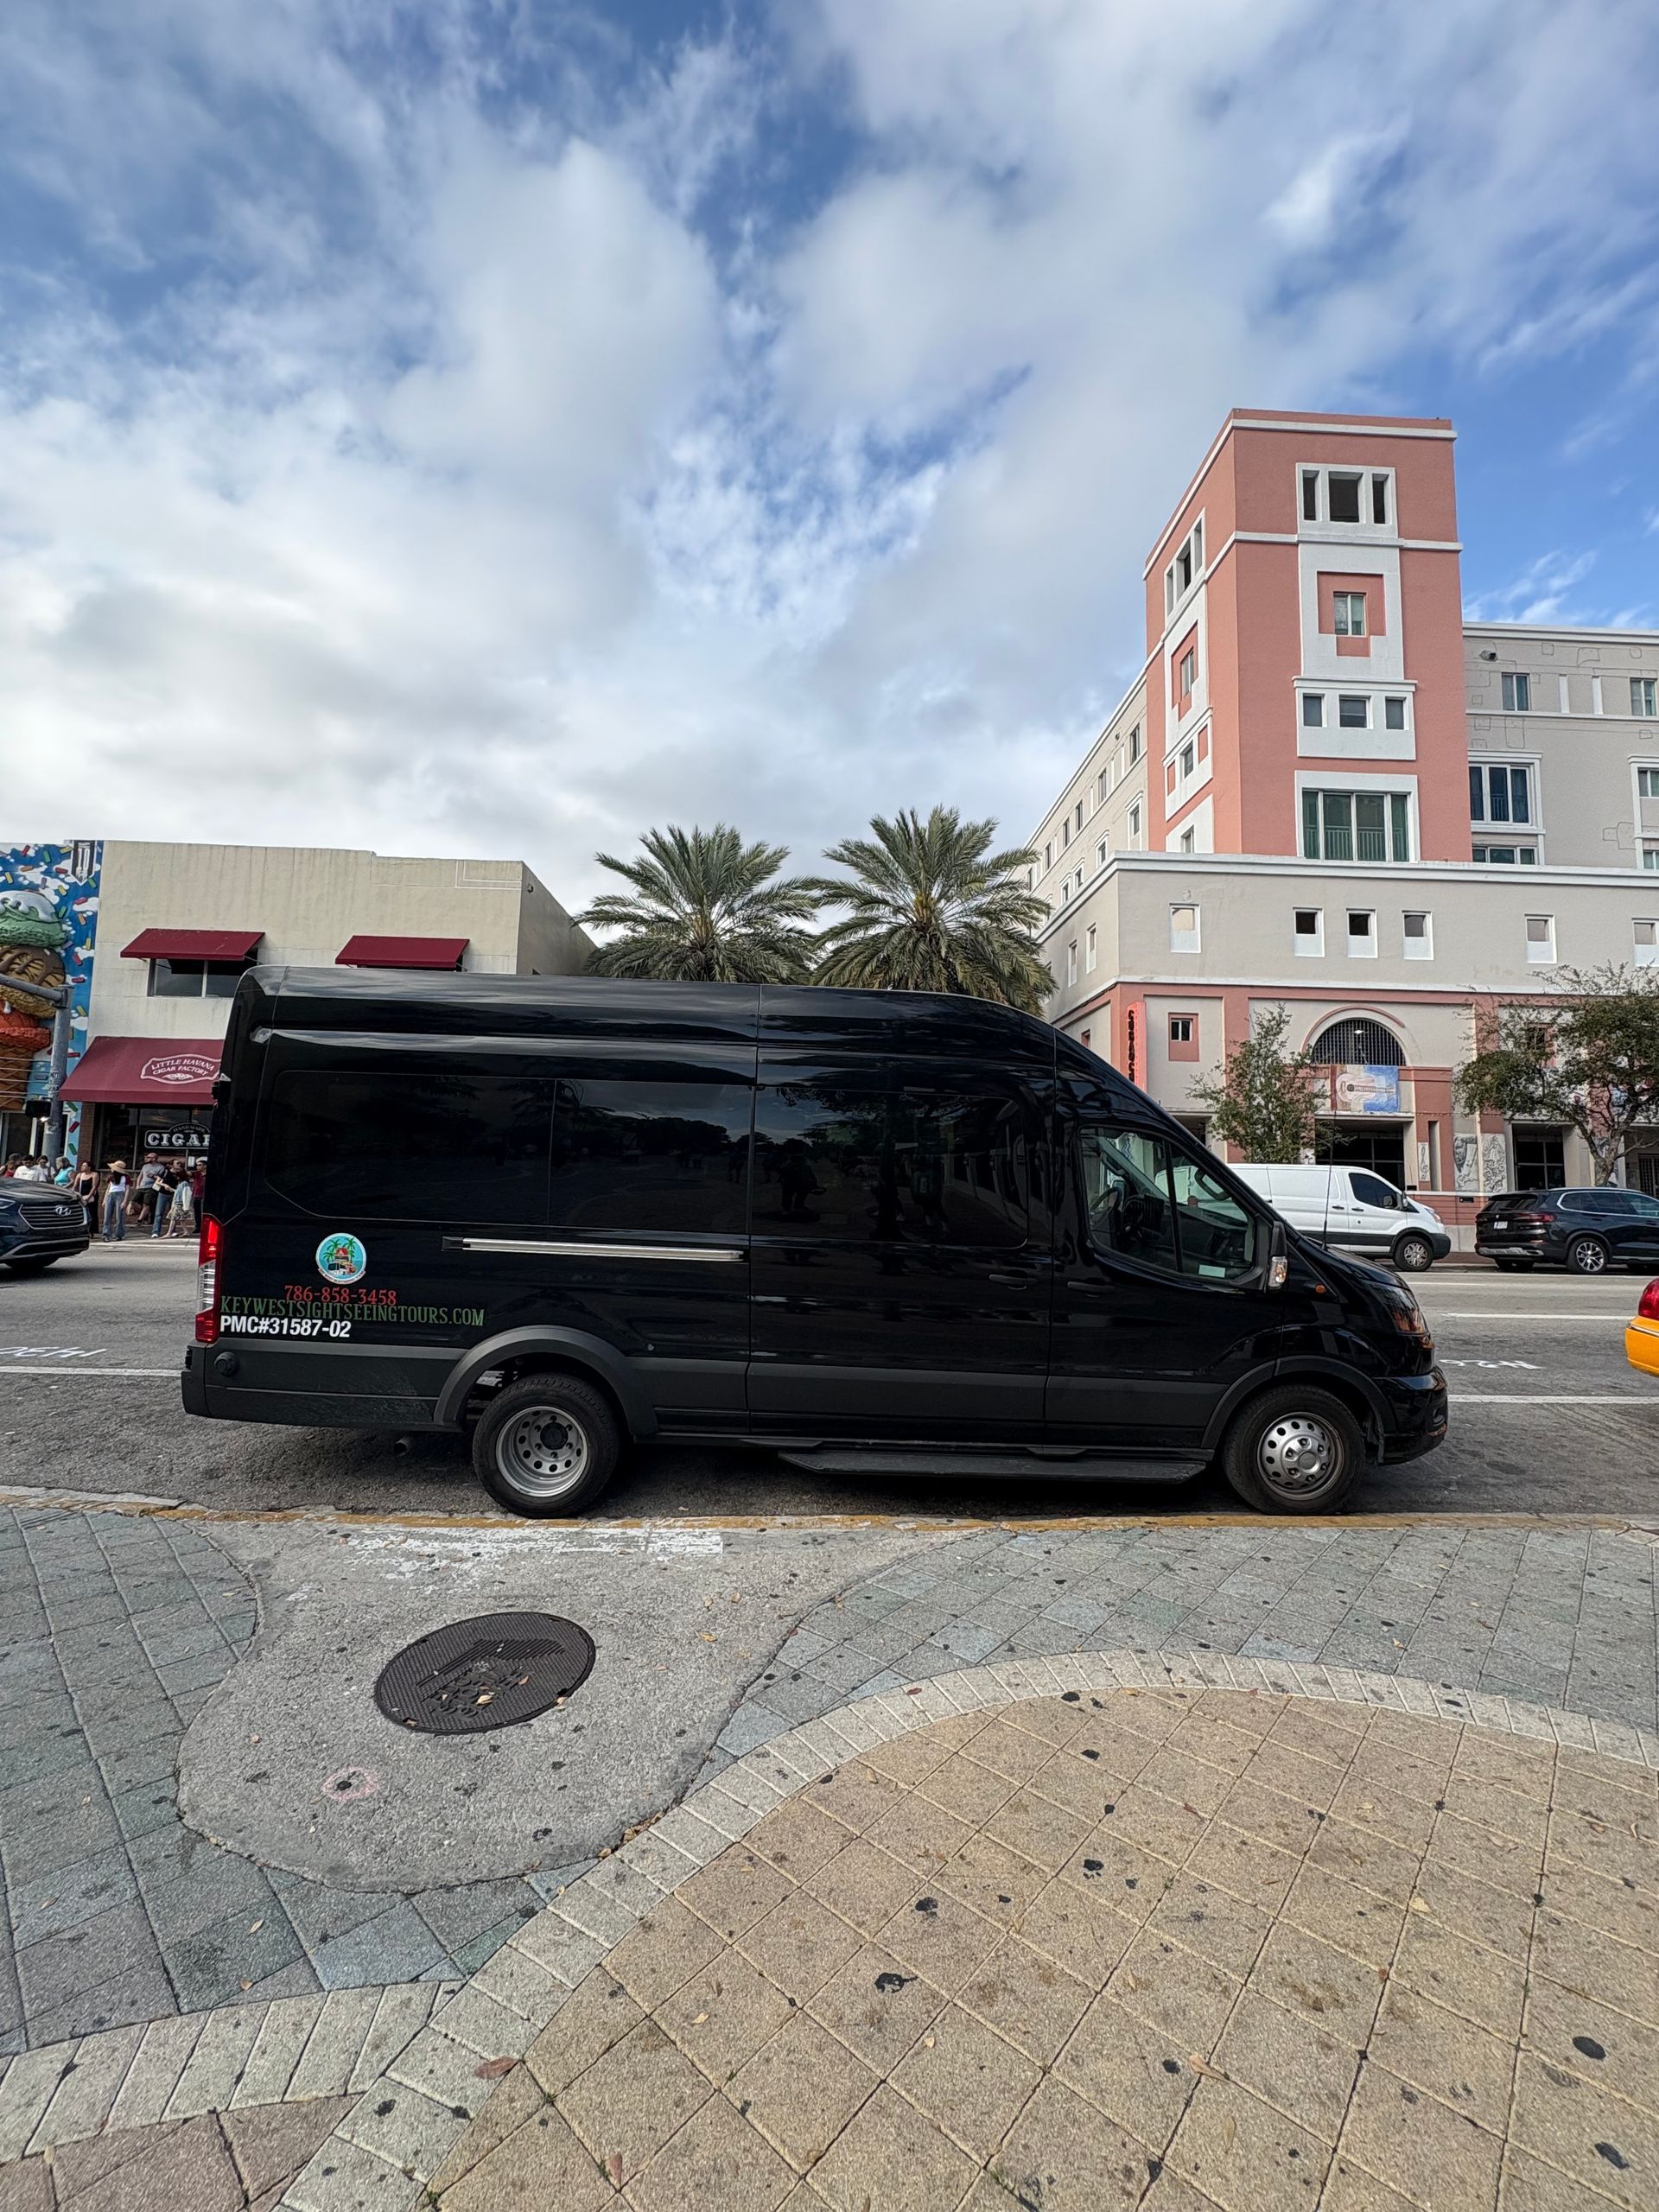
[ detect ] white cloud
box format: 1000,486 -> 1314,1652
0,0 -> 1657,906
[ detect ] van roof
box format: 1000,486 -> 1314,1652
235,966 -> 1131,1090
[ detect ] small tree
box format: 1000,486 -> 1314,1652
1455,964 -> 1659,1185
1190,1005 -> 1319,1162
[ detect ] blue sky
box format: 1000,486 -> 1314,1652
3,0 -> 1658,898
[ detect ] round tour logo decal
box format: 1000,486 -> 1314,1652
316,1232 -> 367,1286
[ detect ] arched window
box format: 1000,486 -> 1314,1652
1308,1018 -> 1405,1066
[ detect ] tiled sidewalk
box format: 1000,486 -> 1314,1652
710,1520 -> 1659,1771
420,1683 -> 1659,2211
0,1508 -> 575,2053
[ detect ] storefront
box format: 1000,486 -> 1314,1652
60,1036 -> 221,1167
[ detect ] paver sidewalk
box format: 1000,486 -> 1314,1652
414,1682 -> 1659,2211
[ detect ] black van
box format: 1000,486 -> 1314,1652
181,969 -> 1446,1516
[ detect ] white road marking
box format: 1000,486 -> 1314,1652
0,1366 -> 174,1376
342,1522 -> 725,1583
1448,1393 -> 1659,1404
1438,1358 -> 1540,1370
1432,1313 -> 1630,1321
0,1346 -> 109,1359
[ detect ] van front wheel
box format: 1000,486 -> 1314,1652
1221,1386 -> 1364,1516
1391,1232 -> 1435,1274
472,1374 -> 620,1517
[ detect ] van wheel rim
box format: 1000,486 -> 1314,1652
500,1408 -> 589,1498
1257,1414 -> 1338,1494
1399,1239 -> 1430,1270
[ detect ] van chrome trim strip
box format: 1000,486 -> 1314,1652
442,1237 -> 745,1262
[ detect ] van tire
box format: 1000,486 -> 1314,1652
1391,1233 -> 1435,1274
1221,1386 -> 1364,1516
472,1375 -> 620,1517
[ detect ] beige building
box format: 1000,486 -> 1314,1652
1030,409 -> 1659,1232
52,841 -> 589,1166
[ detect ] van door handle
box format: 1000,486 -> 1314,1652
987,1269 -> 1036,1286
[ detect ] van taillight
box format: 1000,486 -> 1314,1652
1640,1279 -> 1659,1323
195,1217 -> 223,1344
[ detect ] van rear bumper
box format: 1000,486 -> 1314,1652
181,1339 -> 449,1430
1374,1368 -> 1448,1462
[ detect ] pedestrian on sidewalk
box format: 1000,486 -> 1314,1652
150,1157 -> 179,1237
166,1156 -> 194,1238
100,1160 -> 130,1242
11,1154 -> 48,1181
51,1154 -> 73,1185
134,1152 -> 163,1229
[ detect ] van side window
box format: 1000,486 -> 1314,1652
549,1078 -> 752,1234
753,1077 -> 1027,1248
1351,1172 -> 1401,1209
264,1069 -> 555,1222
1079,1125 -> 1255,1280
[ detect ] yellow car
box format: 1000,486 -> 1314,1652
1626,1281 -> 1659,1376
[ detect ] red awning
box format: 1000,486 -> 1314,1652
60,1036 -> 223,1105
336,935 -> 467,970
121,929 -> 263,962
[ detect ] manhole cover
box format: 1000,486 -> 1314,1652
373,1611 -> 595,1735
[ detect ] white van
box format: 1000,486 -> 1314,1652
1231,1164 -> 1451,1273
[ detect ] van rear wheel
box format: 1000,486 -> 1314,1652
1221,1386 -> 1364,1516
472,1374 -> 620,1517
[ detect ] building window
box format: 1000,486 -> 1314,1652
1514,1127 -> 1567,1189
1302,789 -> 1412,863
1085,925 -> 1097,971
1294,907 -> 1324,957
1371,474 -> 1389,525
1179,648 -> 1197,696
1470,761 -> 1533,824
1170,903 -> 1200,953
1179,827 -> 1196,854
1473,844 -> 1538,865
1338,695 -> 1368,728
1403,911 -> 1433,959
1501,671 -> 1531,712
1637,920 -> 1659,969
1640,768 -> 1659,798
1525,914 -> 1556,965
1346,909 -> 1376,957
1384,696 -> 1407,730
147,959 -> 246,1000
1169,1015 -> 1194,1045
1302,693 -> 1324,728
1301,470 -> 1319,522
1645,847 -> 1659,871
1044,842 -> 1052,870
1128,727 -> 1141,763
1180,741 -> 1195,778
1309,1018 -> 1405,1067
1332,591 -> 1367,637
1327,472 -> 1363,524
1066,940 -> 1078,985
1128,804 -> 1141,845
1635,679 -> 1658,718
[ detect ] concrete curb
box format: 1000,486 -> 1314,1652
273,1643 -> 1659,2212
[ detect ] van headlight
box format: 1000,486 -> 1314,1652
1385,1287 -> 1433,1352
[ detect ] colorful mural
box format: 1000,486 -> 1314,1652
0,842 -> 102,1138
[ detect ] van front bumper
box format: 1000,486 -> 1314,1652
1376,1368 -> 1448,1462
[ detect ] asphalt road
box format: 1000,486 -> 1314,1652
1,1241 -> 1656,1522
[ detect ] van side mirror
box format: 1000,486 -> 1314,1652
1266,1218 -> 1288,1291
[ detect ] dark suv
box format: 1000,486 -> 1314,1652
1475,1186 -> 1659,1274
0,1185 -> 90,1274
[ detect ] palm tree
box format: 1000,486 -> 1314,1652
810,806 -> 1050,1013
578,823 -> 822,982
